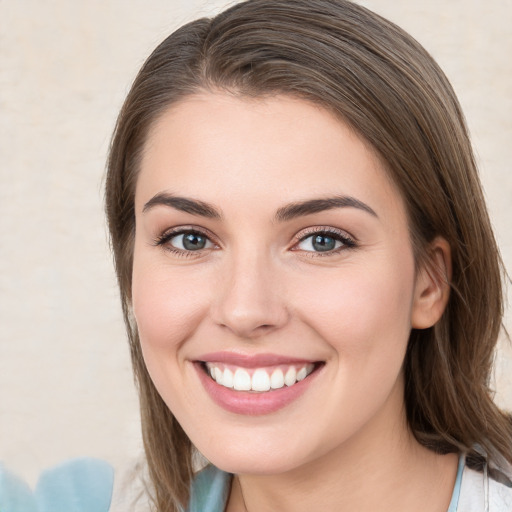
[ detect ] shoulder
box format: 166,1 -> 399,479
457,459 -> 512,512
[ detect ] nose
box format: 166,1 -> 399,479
211,251 -> 289,339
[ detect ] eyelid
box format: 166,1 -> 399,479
291,226 -> 357,253
152,224 -> 356,257
153,225 -> 220,252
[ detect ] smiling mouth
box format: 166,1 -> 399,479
200,362 -> 322,393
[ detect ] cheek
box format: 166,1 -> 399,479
291,255 -> 415,361
130,258 -> 213,413
131,256 -> 209,358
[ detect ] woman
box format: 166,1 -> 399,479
106,0 -> 512,510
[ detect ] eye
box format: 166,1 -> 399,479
154,228 -> 216,254
294,229 -> 356,254
168,231 -> 214,251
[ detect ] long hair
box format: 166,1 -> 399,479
105,1 -> 512,510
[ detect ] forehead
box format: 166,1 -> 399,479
136,92 -> 404,221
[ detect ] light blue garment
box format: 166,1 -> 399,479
0,458 -> 114,512
185,464 -> 231,512
447,454 -> 465,512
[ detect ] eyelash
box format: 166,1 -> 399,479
153,227 -> 218,258
153,226 -> 357,258
292,226 -> 357,257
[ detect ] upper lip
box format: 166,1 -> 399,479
196,351 -> 319,368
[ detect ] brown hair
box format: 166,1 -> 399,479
105,1 -> 512,510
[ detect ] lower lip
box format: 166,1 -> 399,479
194,362 -> 322,415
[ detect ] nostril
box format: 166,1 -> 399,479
218,322 -> 275,338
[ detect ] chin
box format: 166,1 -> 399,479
193,428 -> 318,476
206,451 -> 302,476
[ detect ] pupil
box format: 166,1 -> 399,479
183,233 -> 206,250
313,234 -> 335,252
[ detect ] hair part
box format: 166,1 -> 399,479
106,1 -> 511,510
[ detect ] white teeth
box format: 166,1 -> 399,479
270,368 -> 285,389
296,366 -> 307,381
233,368 -> 251,391
284,366 -> 297,386
214,367 -> 223,385
206,362 -> 316,392
223,368 -> 234,388
252,369 -> 271,392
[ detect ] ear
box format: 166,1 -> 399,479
411,237 -> 452,329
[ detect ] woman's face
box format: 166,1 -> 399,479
132,93 -> 433,475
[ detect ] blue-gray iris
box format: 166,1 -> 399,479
183,233 -> 207,250
313,234 -> 336,252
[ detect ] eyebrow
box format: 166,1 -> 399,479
275,196 -> 377,221
142,193 -> 377,221
143,193 -> 221,218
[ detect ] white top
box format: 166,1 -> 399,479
454,456 -> 512,511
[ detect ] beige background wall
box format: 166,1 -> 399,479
1,0 -> 511,487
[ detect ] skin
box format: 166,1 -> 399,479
132,92 -> 456,512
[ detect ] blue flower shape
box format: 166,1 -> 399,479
0,458 -> 114,512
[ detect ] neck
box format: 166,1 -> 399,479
227,390 -> 458,512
